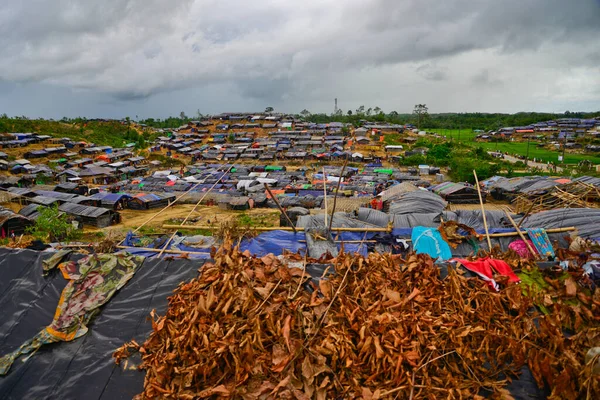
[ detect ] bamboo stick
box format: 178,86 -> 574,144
117,180 -> 205,248
328,158 -> 348,235
264,183 -> 297,233
156,225 -> 575,237
159,164 -> 234,256
504,211 -> 540,260
473,170 -> 492,250
322,167 -> 328,229
161,224 -> 393,232
116,245 -> 207,255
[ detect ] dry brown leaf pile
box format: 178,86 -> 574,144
114,243 -> 600,399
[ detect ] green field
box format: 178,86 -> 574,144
426,128 -> 600,165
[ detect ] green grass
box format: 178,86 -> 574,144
0,117 -> 157,148
425,128 -> 600,165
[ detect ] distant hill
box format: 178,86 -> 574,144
0,116 -> 155,148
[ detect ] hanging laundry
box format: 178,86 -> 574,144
453,257 -> 521,291
527,228 -> 555,258
508,239 -> 539,259
0,253 -> 144,375
411,227 -> 452,261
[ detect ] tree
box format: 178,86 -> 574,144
413,104 -> 429,130
265,106 -> 274,113
347,110 -> 353,116
374,106 -> 382,115
26,205 -> 81,242
180,111 -> 187,120
389,111 -> 399,117
356,105 -> 365,115
300,109 -> 311,118
334,109 -> 343,116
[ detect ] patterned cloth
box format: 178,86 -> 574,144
527,228 -> 555,258
0,253 -> 144,375
508,239 -> 539,259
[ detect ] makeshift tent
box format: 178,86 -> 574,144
0,206 -> 32,236
58,203 -> 118,228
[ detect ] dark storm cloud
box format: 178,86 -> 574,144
0,0 -> 598,117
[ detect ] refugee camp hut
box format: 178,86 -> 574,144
89,192 -> 131,210
29,195 -> 61,207
6,187 -> 37,199
384,145 -> 404,153
387,189 -> 447,214
0,206 -> 32,236
18,203 -> 45,220
431,182 -> 481,204
488,177 -> 541,201
54,182 -> 88,195
58,203 -> 118,228
78,166 -> 116,185
127,193 -> 176,210
23,150 -> 48,159
0,151 -> 7,160
225,196 -> 251,210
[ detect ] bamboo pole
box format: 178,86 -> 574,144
504,211 -> 540,260
328,158 -> 348,235
322,167 -> 328,229
161,224 -> 393,232
117,180 -> 205,247
159,164 -> 234,256
116,245 -> 207,255
473,170 -> 492,251
159,224 -> 574,236
517,200 -> 537,229
264,183 -> 297,233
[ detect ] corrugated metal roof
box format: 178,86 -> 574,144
58,203 -> 111,218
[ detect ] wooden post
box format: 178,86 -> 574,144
264,183 -> 297,233
328,158 -> 348,235
322,167 -> 328,228
158,164 -> 234,256
504,211 -> 540,260
473,170 -> 492,251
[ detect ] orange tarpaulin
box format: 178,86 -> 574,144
265,189 -> 285,199
554,178 -> 571,184
96,154 -> 110,161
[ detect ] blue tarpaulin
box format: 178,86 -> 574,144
239,230 -> 306,257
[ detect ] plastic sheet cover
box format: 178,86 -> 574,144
239,230 -> 306,257
518,208 -> 600,240
388,190 -> 447,215
0,248 -> 206,400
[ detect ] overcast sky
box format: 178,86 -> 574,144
1,0 -> 599,119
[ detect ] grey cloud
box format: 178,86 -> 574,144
471,69 -> 502,87
416,64 -> 449,81
0,0 -> 598,116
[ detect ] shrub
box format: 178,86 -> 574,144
26,205 -> 81,242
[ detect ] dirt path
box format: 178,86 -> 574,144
100,205 -> 281,235
497,153 -> 563,173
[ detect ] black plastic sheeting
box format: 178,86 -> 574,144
0,248 -> 205,400
518,208 -> 600,240
0,248 -> 548,399
387,190 -> 447,215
